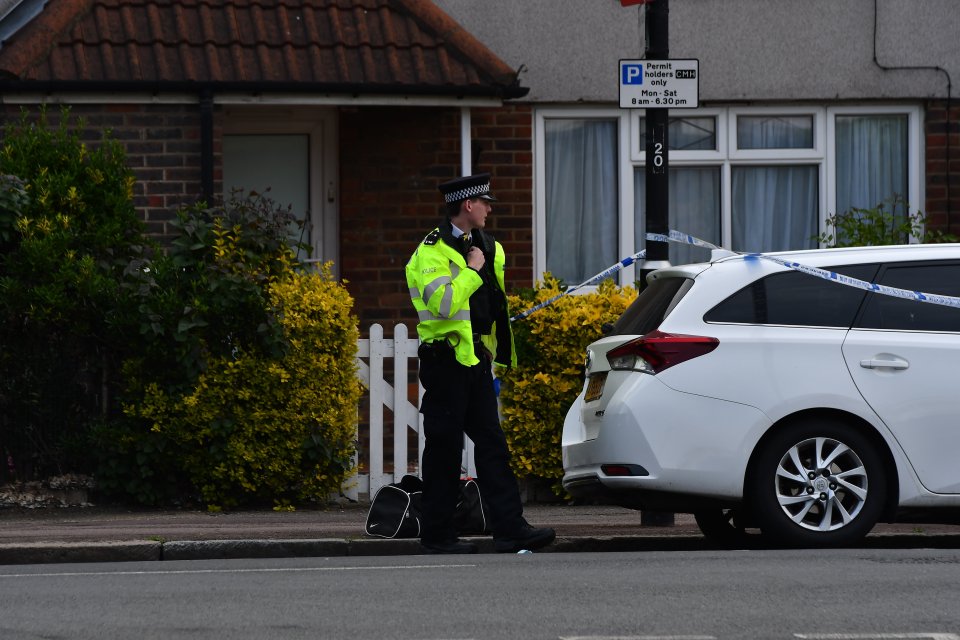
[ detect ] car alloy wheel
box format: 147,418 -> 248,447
750,417 -> 887,547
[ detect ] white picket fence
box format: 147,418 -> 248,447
349,323 -> 476,501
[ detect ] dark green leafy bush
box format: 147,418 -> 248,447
0,107 -> 145,480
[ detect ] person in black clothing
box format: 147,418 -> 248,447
405,173 -> 556,554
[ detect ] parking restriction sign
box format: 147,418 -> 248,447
619,59 -> 699,109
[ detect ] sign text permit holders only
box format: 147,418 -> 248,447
619,59 -> 699,109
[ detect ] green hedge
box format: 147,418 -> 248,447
121,268 -> 361,510
95,192 -> 362,509
0,107 -> 145,479
2,107 -> 362,509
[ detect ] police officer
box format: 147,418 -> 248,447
405,173 -> 556,554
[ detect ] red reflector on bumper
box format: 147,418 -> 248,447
601,464 -> 644,476
600,464 -> 633,476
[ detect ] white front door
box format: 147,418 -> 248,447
222,107 -> 339,273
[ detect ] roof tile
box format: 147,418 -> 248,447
0,0 -> 525,97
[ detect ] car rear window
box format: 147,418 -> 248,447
704,263 -> 879,327
611,276 -> 693,335
857,261 -> 960,332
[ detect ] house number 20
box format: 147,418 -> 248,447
653,142 -> 664,167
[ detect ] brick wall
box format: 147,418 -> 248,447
1,103 -> 210,242
338,104 -> 534,333
924,100 -> 960,237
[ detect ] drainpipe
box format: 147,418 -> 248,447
460,106 -> 472,175
459,106 -> 479,478
200,89 -> 214,203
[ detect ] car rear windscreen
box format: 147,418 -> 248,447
612,276 -> 693,335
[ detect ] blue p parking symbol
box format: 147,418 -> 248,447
622,63 -> 644,85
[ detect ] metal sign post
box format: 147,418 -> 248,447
642,0 -> 670,278
619,6 -> 700,284
642,89 -> 673,530
617,0 -> 688,527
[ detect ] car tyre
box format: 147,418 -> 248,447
749,417 -> 886,547
694,508 -> 756,547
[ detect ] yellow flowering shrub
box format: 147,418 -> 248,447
127,266 -> 361,509
499,275 -> 637,495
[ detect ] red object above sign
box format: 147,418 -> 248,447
620,0 -> 651,5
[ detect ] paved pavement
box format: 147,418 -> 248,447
2,502 -> 960,565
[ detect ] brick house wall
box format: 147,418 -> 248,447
924,100 -> 960,238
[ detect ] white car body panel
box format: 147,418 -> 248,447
843,329 -> 960,494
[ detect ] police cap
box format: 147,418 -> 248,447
438,173 -> 497,204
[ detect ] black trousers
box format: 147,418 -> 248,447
417,341 -> 524,543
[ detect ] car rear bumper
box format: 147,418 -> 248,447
562,470 -> 741,512
561,373 -> 771,505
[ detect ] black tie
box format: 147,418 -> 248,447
462,234 -> 472,250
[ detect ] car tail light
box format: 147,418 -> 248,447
606,330 -> 719,374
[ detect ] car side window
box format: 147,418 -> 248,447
856,261 -> 960,332
704,264 -> 879,327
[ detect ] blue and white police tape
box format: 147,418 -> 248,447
651,230 -> 960,310
510,229 -> 960,320
509,248 -> 647,322
646,230 -> 722,252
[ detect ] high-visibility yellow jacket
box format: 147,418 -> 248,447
406,225 -> 517,368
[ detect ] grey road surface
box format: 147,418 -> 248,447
2,549 -> 960,640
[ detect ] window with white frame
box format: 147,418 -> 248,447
539,116 -> 621,286
534,105 -> 922,286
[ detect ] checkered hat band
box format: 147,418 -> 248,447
443,183 -> 490,203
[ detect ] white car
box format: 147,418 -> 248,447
562,243 -> 960,547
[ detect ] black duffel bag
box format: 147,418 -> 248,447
453,477 -> 489,535
364,474 -> 490,539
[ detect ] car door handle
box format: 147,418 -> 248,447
859,358 -> 909,370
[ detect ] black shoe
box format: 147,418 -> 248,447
419,538 -> 479,555
494,524 -> 556,553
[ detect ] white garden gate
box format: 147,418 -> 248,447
349,323 -> 477,501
